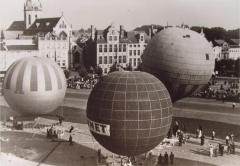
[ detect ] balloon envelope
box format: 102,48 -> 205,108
87,71 -> 172,156
3,57 -> 66,115
142,27 -> 215,102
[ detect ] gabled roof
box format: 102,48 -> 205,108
7,21 -> 25,31
230,39 -> 240,45
213,39 -> 226,46
24,17 -> 61,35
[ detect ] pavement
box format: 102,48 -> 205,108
1,88 -> 240,166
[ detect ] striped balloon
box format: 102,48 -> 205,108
3,57 -> 66,115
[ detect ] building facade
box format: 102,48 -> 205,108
0,0 -> 71,79
213,39 -> 240,60
95,24 -> 148,74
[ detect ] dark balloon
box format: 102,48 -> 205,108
142,27 -> 215,102
3,57 -> 66,115
87,71 -> 172,156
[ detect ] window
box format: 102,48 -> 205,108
62,60 -> 66,66
99,45 -> 103,52
129,50 -> 132,56
114,44 -> 118,52
134,58 -> 137,66
134,50 -> 136,56
109,36 -> 112,41
123,56 -> 127,63
138,45 -> 140,47
140,36 -> 144,41
109,44 -> 112,52
129,45 -> 132,47
35,14 -> 38,19
28,15 -> 31,25
114,36 -> 118,41
104,44 -> 107,52
134,45 -> 136,47
119,56 -> 122,63
119,44 -> 122,52
129,58 -> 132,65
123,44 -> 126,52
104,56 -> 107,64
138,50 -> 140,55
99,56 -> 102,64
109,56 -> 113,64
138,58 -> 141,65
206,53 -> 209,60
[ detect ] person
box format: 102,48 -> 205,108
209,144 -> 214,158
232,102 -> 236,110
219,144 -> 224,156
227,144 -> 230,154
158,153 -> 163,165
226,135 -> 230,145
167,128 -> 173,139
49,126 -> 53,139
97,149 -> 101,163
164,152 -> 168,165
58,116 -> 64,125
46,128 -> 50,138
173,121 -> 179,137
230,134 -> 234,142
212,130 -> 215,140
196,128 -> 199,138
69,125 -> 74,133
124,159 -> 132,166
179,131 -> 183,146
232,142 -> 235,154
170,152 -> 174,164
198,129 -> 202,138
69,135 -> 73,145
201,134 -> 205,146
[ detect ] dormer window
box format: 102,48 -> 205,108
206,53 -> 209,60
46,22 -> 50,26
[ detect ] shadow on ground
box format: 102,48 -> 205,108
0,105 -> 87,124
172,117 -> 240,142
1,131 -> 97,166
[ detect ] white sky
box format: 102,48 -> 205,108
0,0 -> 239,30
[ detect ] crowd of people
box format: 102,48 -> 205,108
169,120 -> 237,159
192,77 -> 240,102
67,75 -> 98,89
157,152 -> 175,165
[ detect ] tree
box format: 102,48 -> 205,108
125,63 -> 133,71
109,62 -> 118,73
95,66 -> 103,76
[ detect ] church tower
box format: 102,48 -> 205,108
24,0 -> 43,29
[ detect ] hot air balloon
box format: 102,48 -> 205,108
142,27 -> 215,102
3,57 -> 66,115
87,71 -> 172,156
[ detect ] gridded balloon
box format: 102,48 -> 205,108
3,57 -> 66,115
142,27 -> 215,102
87,71 -> 172,156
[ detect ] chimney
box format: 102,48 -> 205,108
120,25 -> 124,39
91,25 -> 95,40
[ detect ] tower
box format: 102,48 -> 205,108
24,0 -> 43,29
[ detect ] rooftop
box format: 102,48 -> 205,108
6,45 -> 38,51
7,21 -> 25,31
24,17 -> 61,36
